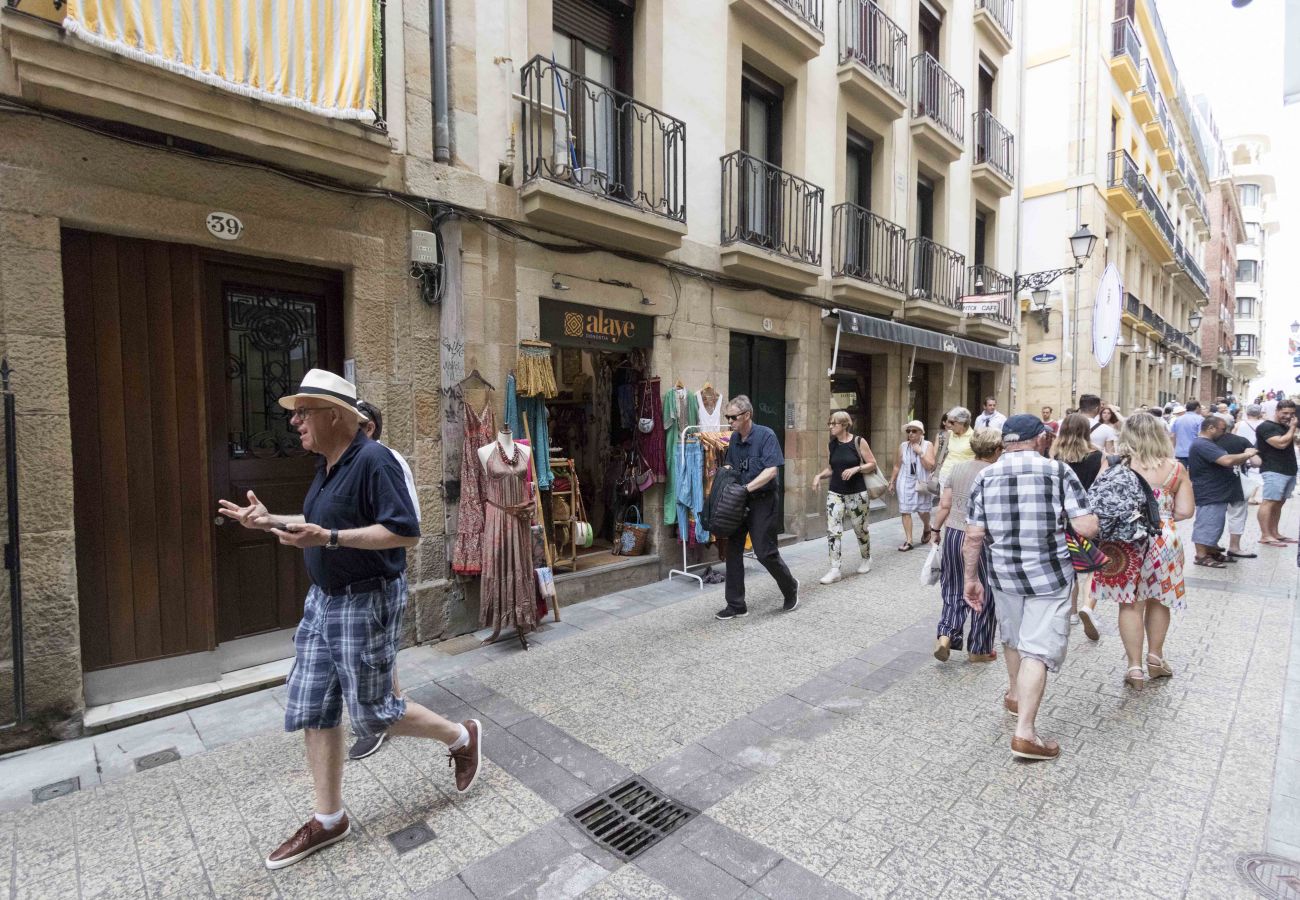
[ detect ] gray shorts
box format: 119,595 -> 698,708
1192,503 -> 1227,546
1226,500 -> 1248,536
1262,472 -> 1296,502
992,581 -> 1073,673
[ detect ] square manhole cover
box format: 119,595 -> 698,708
32,777 -> 80,804
566,777 -> 697,862
1238,854 -> 1300,899
135,748 -> 181,771
387,823 -> 436,855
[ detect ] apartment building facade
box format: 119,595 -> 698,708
1225,134 -> 1279,395
0,0 -> 460,747
1018,0 -> 1216,413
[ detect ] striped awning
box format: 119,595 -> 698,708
62,0 -> 378,122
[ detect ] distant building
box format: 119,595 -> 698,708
1223,134 -> 1280,396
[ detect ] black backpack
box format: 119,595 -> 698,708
703,467 -> 748,537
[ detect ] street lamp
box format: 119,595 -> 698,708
1013,224 -> 1098,339
1188,310 -> 1203,331
1070,225 -> 1099,266
1029,288 -> 1051,329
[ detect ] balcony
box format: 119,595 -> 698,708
1151,96 -> 1174,166
519,56 -> 687,254
1177,243 -> 1209,299
730,0 -> 824,61
1139,304 -> 1162,339
973,0 -> 1013,56
836,0 -> 908,119
720,151 -> 824,290
971,110 -> 1014,196
1121,176 -> 1175,262
1105,150 -> 1141,215
1110,19 -> 1142,93
829,204 -> 907,314
1132,60 -> 1158,123
962,265 -> 1014,341
904,236 -> 965,329
910,54 -> 965,162
1123,291 -> 1143,330
0,3 -> 394,181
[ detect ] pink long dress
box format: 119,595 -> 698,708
452,401 -> 495,575
479,445 -> 537,640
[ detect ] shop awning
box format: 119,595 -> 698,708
823,308 -> 1018,375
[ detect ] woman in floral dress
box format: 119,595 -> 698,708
1092,413 -> 1194,690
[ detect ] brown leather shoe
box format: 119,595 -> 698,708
449,719 -> 482,794
933,636 -> 951,662
265,815 -> 350,870
1010,735 -> 1060,761
1003,694 -> 1019,716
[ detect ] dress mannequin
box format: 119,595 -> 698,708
479,426 -> 531,470
697,384 -> 722,431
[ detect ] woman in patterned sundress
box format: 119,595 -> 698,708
1092,413 -> 1194,690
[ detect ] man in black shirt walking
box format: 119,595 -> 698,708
1254,399 -> 1298,547
219,370 -> 481,870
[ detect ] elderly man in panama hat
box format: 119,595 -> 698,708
218,369 -> 482,870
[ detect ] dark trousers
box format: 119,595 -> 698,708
724,490 -> 797,611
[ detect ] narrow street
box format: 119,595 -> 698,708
1,510 -> 1296,899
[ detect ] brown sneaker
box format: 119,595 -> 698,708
933,636 -> 951,662
265,815 -> 350,870
449,719 -> 482,794
1010,735 -> 1060,761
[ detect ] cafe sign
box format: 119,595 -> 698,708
540,298 -> 653,350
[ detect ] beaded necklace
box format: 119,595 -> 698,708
496,438 -> 521,467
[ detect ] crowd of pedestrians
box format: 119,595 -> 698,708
793,389 -> 1300,762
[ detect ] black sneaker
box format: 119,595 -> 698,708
348,732 -> 386,761
783,579 -> 801,612
715,607 -> 748,620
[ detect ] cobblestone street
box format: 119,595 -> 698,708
1,509 -> 1297,899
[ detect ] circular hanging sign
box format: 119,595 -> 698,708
1093,263 -> 1123,368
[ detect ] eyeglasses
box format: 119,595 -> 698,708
290,406 -> 330,421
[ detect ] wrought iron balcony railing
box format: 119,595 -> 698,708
1136,60 -> 1157,104
966,264 -> 1014,324
1112,18 -> 1141,67
976,0 -> 1014,39
972,109 -> 1014,183
1138,178 -> 1176,248
1179,244 -> 1209,296
773,0 -> 824,31
1108,149 -> 1141,198
837,0 -> 908,98
830,204 -> 906,292
911,53 -> 965,144
1233,337 -> 1259,357
720,151 -> 824,266
1125,292 -> 1141,318
520,55 -> 686,223
1155,93 -> 1170,138
906,236 -> 965,307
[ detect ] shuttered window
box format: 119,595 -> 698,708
554,0 -> 633,55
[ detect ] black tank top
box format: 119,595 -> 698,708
1068,449 -> 1103,490
828,437 -> 867,494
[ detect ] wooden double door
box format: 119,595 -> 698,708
63,231 -> 344,672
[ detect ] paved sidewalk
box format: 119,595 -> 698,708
1,507 -> 1297,899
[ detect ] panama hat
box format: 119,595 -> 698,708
903,420 -> 925,433
278,368 -> 368,422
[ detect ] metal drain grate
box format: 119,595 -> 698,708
135,748 -> 181,771
566,777 -> 696,862
32,777 -> 80,804
1237,853 -> 1300,899
387,823 -> 436,855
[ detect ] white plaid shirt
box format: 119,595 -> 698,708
966,450 -> 1091,595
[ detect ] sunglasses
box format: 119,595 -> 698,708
725,412 -> 748,421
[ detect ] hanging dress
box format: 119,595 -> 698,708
697,390 -> 723,432
663,386 -> 698,524
452,400 -> 496,575
480,444 -> 538,640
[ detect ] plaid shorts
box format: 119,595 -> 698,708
284,574 -> 407,737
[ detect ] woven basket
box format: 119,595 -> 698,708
613,505 -> 651,557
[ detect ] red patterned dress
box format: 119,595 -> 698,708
452,400 -> 495,575
1094,462 -> 1186,610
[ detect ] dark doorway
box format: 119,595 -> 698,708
916,177 -> 935,239
740,67 -> 785,249
919,1 -> 942,59
729,333 -> 788,525
978,61 -> 995,114
974,212 -> 987,266
207,262 -> 344,644
967,371 -> 984,416
830,351 -> 873,439
908,362 -> 934,427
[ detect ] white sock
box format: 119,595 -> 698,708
315,808 -> 346,830
448,724 -> 469,751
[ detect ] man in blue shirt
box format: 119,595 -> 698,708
1188,415 -> 1257,566
717,395 -> 799,619
1170,399 -> 1204,466
219,369 -> 482,870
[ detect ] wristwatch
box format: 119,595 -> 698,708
326,528 -> 340,550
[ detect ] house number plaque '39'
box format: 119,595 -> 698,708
206,212 -> 245,241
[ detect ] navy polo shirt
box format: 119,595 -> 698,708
725,423 -> 785,494
302,429 -> 420,591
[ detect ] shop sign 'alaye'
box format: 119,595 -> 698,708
540,298 -> 654,350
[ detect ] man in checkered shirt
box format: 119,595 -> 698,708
964,414 -> 1098,762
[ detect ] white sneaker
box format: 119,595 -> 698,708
819,568 -> 843,585
1070,614 -> 1081,626
857,559 -> 872,575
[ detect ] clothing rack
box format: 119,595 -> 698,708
668,425 -> 719,589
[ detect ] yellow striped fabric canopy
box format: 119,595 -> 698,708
63,0 -> 378,122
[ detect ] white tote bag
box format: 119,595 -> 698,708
920,541 -> 942,586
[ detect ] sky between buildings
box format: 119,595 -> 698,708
1159,0 -> 1297,397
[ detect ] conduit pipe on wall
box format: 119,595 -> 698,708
432,0 -> 451,163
